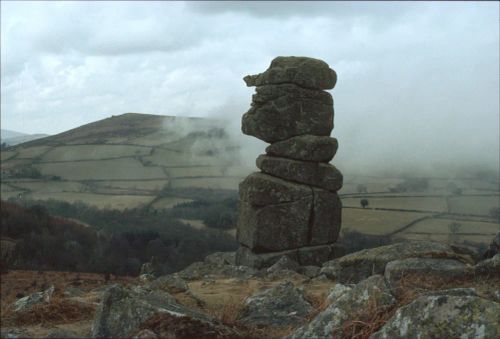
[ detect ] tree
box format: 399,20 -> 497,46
360,199 -> 369,209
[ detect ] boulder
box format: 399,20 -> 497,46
371,295 -> 500,338
0,328 -> 30,339
239,281 -> 312,326
243,56 -> 337,90
266,255 -> 300,274
319,261 -> 342,280
149,273 -> 189,293
482,232 -> 500,259
384,258 -> 470,294
132,329 -> 158,339
236,243 -> 344,269
242,92 -> 333,143
204,252 -> 236,266
43,330 -> 80,338
330,241 -> 472,283
176,261 -> 257,281
251,83 -> 333,106
237,199 -> 311,251
297,265 -> 321,279
239,172 -> 312,206
423,288 -> 478,297
12,285 -> 54,312
325,283 -> 353,304
309,188 -> 342,245
266,135 -> 338,163
474,253 -> 499,277
238,174 -> 341,251
130,313 -> 244,339
91,284 -> 210,338
287,275 -> 396,339
256,155 -> 343,191
236,246 -> 300,269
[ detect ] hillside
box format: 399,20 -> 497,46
1,113 -> 498,247
1,113 -> 252,210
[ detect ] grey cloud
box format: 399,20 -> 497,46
187,1 -> 411,19
1,1 -> 498,176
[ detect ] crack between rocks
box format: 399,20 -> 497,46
242,194 -> 313,208
307,186 -> 315,245
256,170 -> 336,193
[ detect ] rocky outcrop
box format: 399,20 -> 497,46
236,56 -> 343,268
243,56 -> 337,90
11,285 -> 54,312
266,135 -> 338,162
256,155 -> 343,191
384,258 -> 470,295
287,275 -> 396,339
91,284 -> 210,338
474,253 -> 499,278
371,294 -> 500,338
322,240 -> 474,283
238,281 -> 312,326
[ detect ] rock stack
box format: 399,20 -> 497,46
236,56 -> 344,269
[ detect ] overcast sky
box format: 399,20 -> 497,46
1,1 -> 499,175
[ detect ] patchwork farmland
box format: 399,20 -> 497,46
1,113 -> 498,246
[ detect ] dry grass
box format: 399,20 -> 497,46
329,271 -> 500,339
208,297 -> 247,325
2,296 -> 95,326
332,298 -> 397,339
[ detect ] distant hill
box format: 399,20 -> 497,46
1,129 -> 49,146
1,113 -> 252,210
1,129 -> 26,140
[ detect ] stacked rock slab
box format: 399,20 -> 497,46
236,56 -> 344,269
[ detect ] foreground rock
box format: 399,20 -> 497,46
474,253 -> 500,278
91,284 -> 212,338
239,281 -> 312,326
175,261 -> 257,281
287,275 -> 396,339
237,243 -> 344,269
371,294 -> 500,338
325,240 -> 473,283
12,285 -> 54,312
385,258 -> 469,295
131,313 -> 244,339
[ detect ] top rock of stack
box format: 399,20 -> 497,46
244,56 -> 337,90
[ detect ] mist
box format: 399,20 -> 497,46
1,1 -> 498,178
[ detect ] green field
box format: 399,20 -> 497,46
92,180 -> 169,191
15,146 -> 52,159
341,196 -> 448,212
35,158 -> 166,180
10,181 -> 86,193
342,208 -> 432,235
41,144 -> 152,162
26,192 -> 155,210
448,195 -> 500,216
170,177 -> 243,190
400,217 -> 498,235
